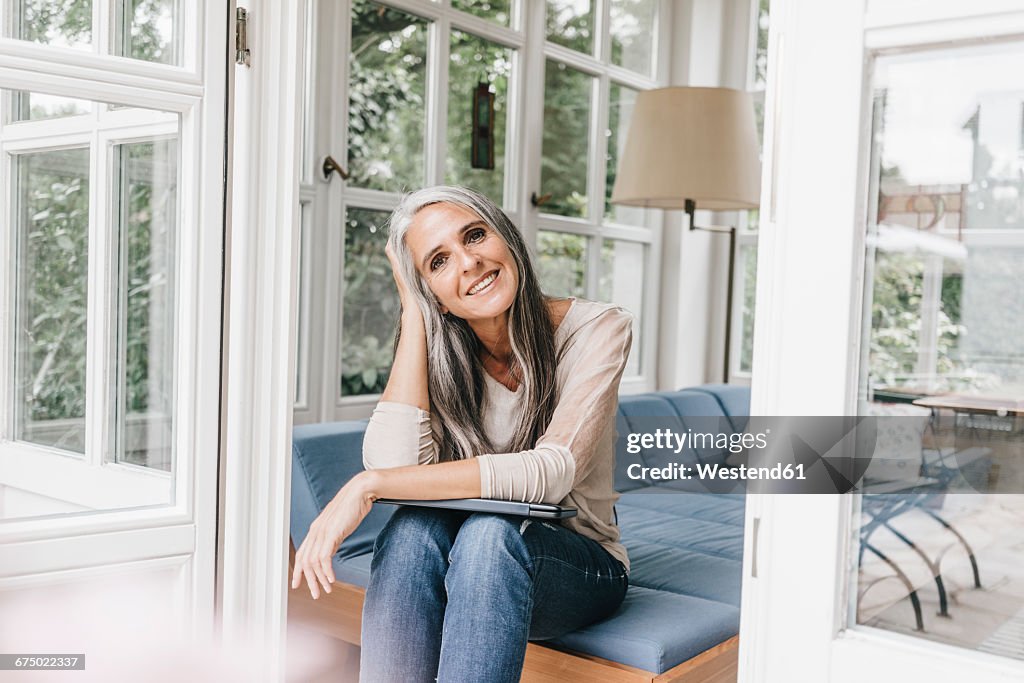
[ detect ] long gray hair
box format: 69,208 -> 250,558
387,186 -> 560,461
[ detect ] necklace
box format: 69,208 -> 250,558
480,333 -> 519,390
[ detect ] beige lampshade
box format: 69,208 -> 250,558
611,87 -> 761,210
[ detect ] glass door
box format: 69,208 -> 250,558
740,1 -> 1024,681
0,0 -> 227,665
854,39 -> 1024,659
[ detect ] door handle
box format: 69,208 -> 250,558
322,155 -> 350,181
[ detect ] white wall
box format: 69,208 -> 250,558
657,0 -> 757,390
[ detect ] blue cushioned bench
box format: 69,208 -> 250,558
289,384 -> 750,682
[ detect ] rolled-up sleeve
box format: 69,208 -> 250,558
362,401 -> 438,470
477,307 -> 633,504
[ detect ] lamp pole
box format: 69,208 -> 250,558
685,199 -> 736,384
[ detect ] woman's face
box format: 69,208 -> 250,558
404,202 -> 518,323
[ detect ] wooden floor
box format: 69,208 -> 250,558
287,562 -> 737,682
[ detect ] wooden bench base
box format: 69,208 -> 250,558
287,547 -> 737,683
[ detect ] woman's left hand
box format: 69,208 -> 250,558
291,472 -> 377,599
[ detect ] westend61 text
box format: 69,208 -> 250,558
625,428 -> 770,455
626,462 -> 807,481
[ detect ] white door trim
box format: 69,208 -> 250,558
218,1 -> 306,677
739,0 -> 1024,681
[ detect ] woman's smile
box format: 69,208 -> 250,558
466,269 -> 499,296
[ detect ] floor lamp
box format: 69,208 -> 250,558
610,87 -> 762,383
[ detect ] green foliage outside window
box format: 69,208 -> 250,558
740,245 -> 757,373
348,0 -> 428,192
540,61 -> 591,217
15,0 -> 92,47
537,231 -> 587,298
15,0 -> 172,62
120,141 -> 176,417
16,150 -> 90,438
14,140 -> 175,458
451,0 -> 511,26
755,0 -> 770,89
869,251 -> 966,388
547,0 -> 594,55
609,0 -> 658,76
119,0 -> 179,64
341,209 -> 399,396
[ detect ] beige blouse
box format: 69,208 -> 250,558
362,299 -> 633,572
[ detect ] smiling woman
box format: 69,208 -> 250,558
290,186 -> 635,683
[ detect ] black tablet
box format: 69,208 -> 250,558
374,497 -> 578,519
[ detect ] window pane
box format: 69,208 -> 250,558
745,208 -> 760,233
8,0 -> 92,49
541,61 -> 593,218
348,1 -> 428,193
739,244 -> 757,373
754,0 -> 770,90
599,239 -> 643,376
447,31 -> 512,205
114,0 -> 180,65
7,91 -> 90,123
606,83 -> 646,224
537,230 -> 586,298
609,0 -> 657,76
546,0 -> 594,55
113,138 -> 178,471
341,207 -> 399,397
14,148 -> 90,453
857,42 -> 1024,660
451,0 -> 511,26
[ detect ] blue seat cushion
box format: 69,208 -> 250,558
618,490 -> 747,532
624,540 -> 742,605
618,503 -> 745,561
547,586 -> 740,673
566,488 -> 745,671
335,552 -> 373,588
688,384 -> 751,432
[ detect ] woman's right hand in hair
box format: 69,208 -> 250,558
385,241 -> 417,316
380,241 -> 430,410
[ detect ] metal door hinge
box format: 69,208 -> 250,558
236,7 -> 251,67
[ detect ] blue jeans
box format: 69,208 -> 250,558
359,506 -> 628,683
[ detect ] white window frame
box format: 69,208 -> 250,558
326,0 -> 529,421
2,108 -> 181,510
0,10 -> 218,518
297,0 -> 670,422
293,1 -> 317,420
0,1 -> 227,663
527,0 -> 669,396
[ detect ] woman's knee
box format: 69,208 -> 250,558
372,506 -> 461,563
448,514 -> 533,574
